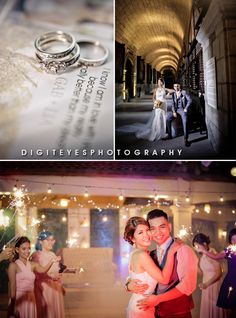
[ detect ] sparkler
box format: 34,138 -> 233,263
227,286 -> 233,298
226,244 -> 236,257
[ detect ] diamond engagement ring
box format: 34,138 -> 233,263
36,42 -> 81,74
34,31 -> 109,74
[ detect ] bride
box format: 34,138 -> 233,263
124,216 -> 181,318
117,78 -> 173,141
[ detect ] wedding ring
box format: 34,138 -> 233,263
77,40 -> 109,66
35,31 -> 76,59
34,32 -> 109,74
36,42 -> 81,74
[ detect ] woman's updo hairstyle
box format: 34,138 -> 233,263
123,217 -> 149,245
192,233 -> 211,246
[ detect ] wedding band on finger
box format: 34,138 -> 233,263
77,40 -> 109,66
34,31 -> 76,59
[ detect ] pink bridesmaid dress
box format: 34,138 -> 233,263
199,248 -> 226,318
15,259 -> 37,318
31,250 -> 65,318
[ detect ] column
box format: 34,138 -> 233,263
170,204 -> 195,239
196,0 -> 236,155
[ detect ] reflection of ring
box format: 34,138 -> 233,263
36,43 -> 80,74
77,40 -> 109,66
35,31 -> 76,59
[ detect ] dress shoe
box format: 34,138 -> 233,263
162,135 -> 172,140
185,139 -> 191,147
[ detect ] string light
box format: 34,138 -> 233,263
13,184 -> 18,192
41,214 -> 46,219
232,210 -> 235,214
102,216 -> 108,222
230,167 -> 236,177
47,186 -> 52,194
84,189 -> 89,198
119,192 -> 124,201
218,210 -> 222,215
195,209 -> 199,213
185,195 -> 190,202
60,199 -> 69,207
62,216 -> 67,222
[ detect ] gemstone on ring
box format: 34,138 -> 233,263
39,60 -> 67,74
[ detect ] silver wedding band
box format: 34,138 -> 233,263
35,31 -> 76,60
34,31 -> 109,73
77,40 -> 109,66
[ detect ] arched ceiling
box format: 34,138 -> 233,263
116,0 -> 192,71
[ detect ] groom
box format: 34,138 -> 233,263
126,209 -> 198,318
166,83 -> 192,147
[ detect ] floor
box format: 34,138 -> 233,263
115,95 -> 217,160
0,281 -> 201,318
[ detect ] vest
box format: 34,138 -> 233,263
173,92 -> 186,111
150,240 -> 194,317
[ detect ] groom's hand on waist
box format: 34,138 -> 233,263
127,279 -> 149,294
137,295 -> 159,310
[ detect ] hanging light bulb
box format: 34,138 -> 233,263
60,198 -> 69,207
220,195 -> 224,202
195,209 -> 199,213
47,186 -> 52,194
13,184 -> 18,192
154,191 -> 159,201
232,210 -> 235,214
185,195 -> 190,203
218,210 -> 222,215
230,167 -> 236,177
119,193 -> 124,201
62,216 -> 67,222
84,189 -> 89,197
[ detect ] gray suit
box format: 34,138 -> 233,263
167,90 -> 192,140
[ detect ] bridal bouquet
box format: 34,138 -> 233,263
153,100 -> 163,109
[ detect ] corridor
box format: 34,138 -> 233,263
115,0 -> 236,159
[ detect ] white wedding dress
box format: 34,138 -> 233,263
116,88 -> 167,141
127,271 -> 157,318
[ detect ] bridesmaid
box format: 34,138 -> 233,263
7,236 -> 59,318
197,228 -> 236,318
192,233 -> 226,318
31,231 -> 65,318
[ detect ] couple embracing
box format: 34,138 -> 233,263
124,209 -> 198,318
